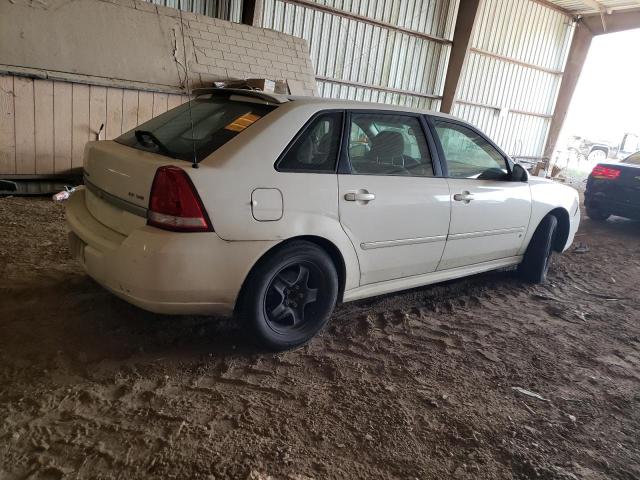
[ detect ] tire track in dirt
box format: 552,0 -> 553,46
1,196 -> 640,479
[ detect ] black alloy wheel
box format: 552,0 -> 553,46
239,241 -> 338,351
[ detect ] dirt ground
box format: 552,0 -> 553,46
1,193 -> 639,480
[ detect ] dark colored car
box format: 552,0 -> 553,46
585,151 -> 640,221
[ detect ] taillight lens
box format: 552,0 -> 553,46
147,166 -> 212,232
591,165 -> 621,180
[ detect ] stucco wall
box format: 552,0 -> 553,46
0,0 -> 317,176
0,0 -> 316,93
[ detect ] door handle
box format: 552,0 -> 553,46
453,191 -> 473,203
344,191 -> 376,202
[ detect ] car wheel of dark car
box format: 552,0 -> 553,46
518,215 -> 558,284
586,207 -> 610,222
239,240 -> 338,351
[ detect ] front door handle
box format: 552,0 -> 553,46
453,191 -> 473,203
344,191 -> 376,202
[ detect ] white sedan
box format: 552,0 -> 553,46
66,89 -> 580,350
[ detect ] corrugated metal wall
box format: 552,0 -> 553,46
261,0 -> 459,111
452,0 -> 574,161
259,0 -> 575,162
145,0 -> 243,22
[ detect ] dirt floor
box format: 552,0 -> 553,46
1,194 -> 639,480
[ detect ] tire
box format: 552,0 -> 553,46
588,149 -> 607,163
586,207 -> 609,222
238,241 -> 338,351
518,215 -> 558,284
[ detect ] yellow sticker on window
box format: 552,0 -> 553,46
224,113 -> 261,132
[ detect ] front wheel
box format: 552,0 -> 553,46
238,241 -> 338,351
518,215 -> 558,284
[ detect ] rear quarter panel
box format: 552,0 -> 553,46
186,102 -> 361,291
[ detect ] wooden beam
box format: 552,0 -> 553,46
543,21 -> 593,159
440,0 -> 482,114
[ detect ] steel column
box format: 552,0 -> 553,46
544,8 -> 640,159
440,0 -> 482,114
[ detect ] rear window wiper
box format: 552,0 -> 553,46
134,130 -> 174,157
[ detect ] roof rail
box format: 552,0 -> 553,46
191,87 -> 289,105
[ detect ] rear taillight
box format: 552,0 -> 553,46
591,165 -> 621,180
147,166 -> 212,232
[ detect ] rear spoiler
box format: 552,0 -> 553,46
191,87 -> 290,105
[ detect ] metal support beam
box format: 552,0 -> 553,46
440,0 -> 482,114
241,0 -> 263,27
315,76 -> 442,101
543,7 -> 640,159
543,21 -> 592,160
582,6 -> 640,34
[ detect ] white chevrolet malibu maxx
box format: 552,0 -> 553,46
66,89 -> 580,350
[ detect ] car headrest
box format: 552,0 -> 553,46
369,131 -> 404,161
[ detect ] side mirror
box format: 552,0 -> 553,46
510,163 -> 528,182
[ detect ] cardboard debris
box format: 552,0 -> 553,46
215,78 -> 289,94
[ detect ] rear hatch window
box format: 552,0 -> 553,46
116,94 -> 276,163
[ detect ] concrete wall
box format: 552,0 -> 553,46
0,0 -> 317,176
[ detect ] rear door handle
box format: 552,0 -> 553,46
453,191 -> 473,203
344,192 -> 376,202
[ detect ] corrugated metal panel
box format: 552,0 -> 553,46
471,0 -> 573,71
145,0 -> 243,22
452,103 -> 550,159
262,0 -> 458,107
455,0 -> 574,159
459,53 -> 561,114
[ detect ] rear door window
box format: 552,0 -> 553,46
347,113 -> 434,177
276,112 -> 343,173
116,95 -> 275,163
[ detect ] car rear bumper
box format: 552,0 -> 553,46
585,193 -> 640,220
66,187 -> 277,316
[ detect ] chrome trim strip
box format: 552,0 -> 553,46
84,175 -> 147,218
361,235 -> 446,250
448,227 -> 524,241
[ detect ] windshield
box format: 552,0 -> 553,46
625,152 -> 640,165
116,95 -> 276,162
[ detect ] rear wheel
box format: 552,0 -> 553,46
586,207 -> 610,221
238,241 -> 338,351
518,215 -> 558,284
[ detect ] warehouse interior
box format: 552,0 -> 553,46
1,0 -> 639,478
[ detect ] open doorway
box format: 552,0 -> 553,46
553,28 -> 640,180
